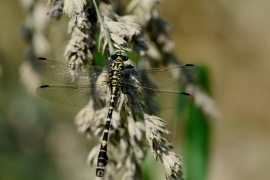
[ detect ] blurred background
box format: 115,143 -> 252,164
1,0 -> 270,180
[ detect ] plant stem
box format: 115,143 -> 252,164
92,0 -> 115,55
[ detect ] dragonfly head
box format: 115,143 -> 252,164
110,51 -> 129,61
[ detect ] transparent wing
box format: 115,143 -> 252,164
140,87 -> 194,113
121,83 -> 194,114
32,58 -> 106,84
37,83 -> 193,112
122,64 -> 199,89
36,84 -> 109,107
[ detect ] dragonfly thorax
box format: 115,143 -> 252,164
108,60 -> 125,88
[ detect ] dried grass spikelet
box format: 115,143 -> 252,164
63,0 -> 99,76
117,15 -> 148,56
144,114 -> 171,158
162,152 -> 184,180
144,114 -> 184,180
75,101 -> 97,137
64,20 -> 95,74
186,84 -> 221,123
99,15 -> 147,55
20,0 -> 50,56
47,0 -> 64,19
126,0 -> 161,25
63,0 -> 87,15
63,0 -> 110,28
32,2 -> 52,56
20,0 -> 36,11
19,61 -> 41,95
63,0 -> 90,28
147,17 -> 174,53
75,95 -> 110,138
20,0 -> 51,93
127,0 -> 174,65
99,1 -> 123,18
76,89 -> 146,179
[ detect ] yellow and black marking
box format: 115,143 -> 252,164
96,51 -> 128,177
34,51 -> 197,177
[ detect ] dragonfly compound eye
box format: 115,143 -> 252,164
111,54 -> 118,60
111,51 -> 129,61
120,52 -> 128,61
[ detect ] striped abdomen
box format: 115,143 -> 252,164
96,59 -> 124,177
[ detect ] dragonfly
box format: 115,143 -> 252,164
33,51 -> 199,177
